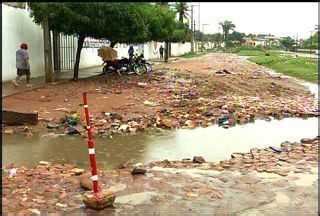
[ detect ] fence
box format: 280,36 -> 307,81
2,4 -> 193,82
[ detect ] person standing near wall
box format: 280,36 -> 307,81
13,43 -> 32,87
128,45 -> 134,60
159,45 -> 164,60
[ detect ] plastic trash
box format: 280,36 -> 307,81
269,146 -> 282,153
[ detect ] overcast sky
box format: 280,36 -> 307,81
189,2 -> 318,39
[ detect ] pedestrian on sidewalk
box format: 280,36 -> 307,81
128,45 -> 134,60
13,43 -> 32,87
159,45 -> 164,60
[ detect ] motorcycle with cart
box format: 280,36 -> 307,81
98,46 -> 152,76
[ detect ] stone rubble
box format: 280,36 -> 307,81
2,137 -> 318,214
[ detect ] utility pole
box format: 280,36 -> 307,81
191,6 -> 194,53
202,24 -> 209,52
190,4 -> 200,53
295,33 -> 298,53
310,30 -> 313,59
198,3 -> 200,38
43,16 -> 54,83
160,2 -> 169,62
194,21 -> 196,52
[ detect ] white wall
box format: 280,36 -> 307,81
2,4 -> 45,81
2,4 -> 193,81
79,47 -> 102,68
170,42 -> 191,56
143,41 -> 165,59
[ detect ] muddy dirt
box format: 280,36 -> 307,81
2,137 -> 318,215
3,53 -> 318,137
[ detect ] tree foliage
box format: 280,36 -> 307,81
29,3 -> 189,79
219,20 -> 236,43
302,32 -> 319,49
174,2 -> 189,23
228,31 -> 246,44
280,36 -> 295,51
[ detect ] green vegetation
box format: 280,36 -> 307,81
180,52 -> 205,58
302,32 -> 318,49
219,20 -> 235,46
250,55 -> 317,83
180,49 -> 213,58
279,36 -> 296,51
232,47 -> 318,83
29,3 -> 190,79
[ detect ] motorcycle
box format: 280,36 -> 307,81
130,54 -> 153,75
102,53 -> 152,76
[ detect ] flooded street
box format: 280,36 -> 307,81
3,74 -> 318,170
2,53 -> 318,215
3,117 -> 318,169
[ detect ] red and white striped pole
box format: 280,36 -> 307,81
83,92 -> 100,197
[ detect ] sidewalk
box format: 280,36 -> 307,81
2,66 -> 103,97
2,57 -> 180,98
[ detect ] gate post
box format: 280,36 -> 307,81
42,16 -> 54,83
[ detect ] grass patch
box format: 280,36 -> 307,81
180,51 -> 209,58
231,46 -> 318,82
248,54 -> 318,83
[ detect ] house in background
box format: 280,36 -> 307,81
244,34 -> 280,47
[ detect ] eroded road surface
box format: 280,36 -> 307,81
3,138 -> 318,215
3,53 -> 318,138
3,53 -> 318,215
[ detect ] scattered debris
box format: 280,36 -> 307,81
47,122 -> 60,129
269,146 -> 282,153
8,168 -> 17,178
80,174 -> 92,190
215,69 -> 232,75
193,156 -> 206,164
39,96 -> 51,102
82,190 -> 115,210
4,129 -> 14,135
3,110 -> 38,125
39,161 -> 50,166
71,168 -> 85,176
131,167 -> 147,175
137,82 -> 148,88
65,126 -> 81,135
143,100 -> 159,107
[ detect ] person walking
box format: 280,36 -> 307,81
13,43 -> 32,87
159,45 -> 164,60
128,45 -> 134,60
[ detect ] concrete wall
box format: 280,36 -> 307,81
79,47 -> 102,68
2,4 -> 45,81
2,5 -> 104,81
171,42 -> 191,56
2,4 -> 193,81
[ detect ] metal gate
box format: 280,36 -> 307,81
53,33 -> 77,72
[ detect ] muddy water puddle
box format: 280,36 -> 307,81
3,117 -> 317,169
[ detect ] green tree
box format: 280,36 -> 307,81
210,33 -> 223,48
30,3 -> 183,79
280,36 -> 295,51
302,32 -> 318,49
228,31 -> 246,45
219,20 -> 236,45
174,2 -> 189,23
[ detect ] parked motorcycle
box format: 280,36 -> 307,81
130,54 -> 152,75
103,54 -> 152,76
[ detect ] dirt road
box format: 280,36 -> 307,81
3,53 -> 317,136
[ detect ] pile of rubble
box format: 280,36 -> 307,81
3,137 -> 318,214
148,137 -> 319,176
36,69 -> 318,137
